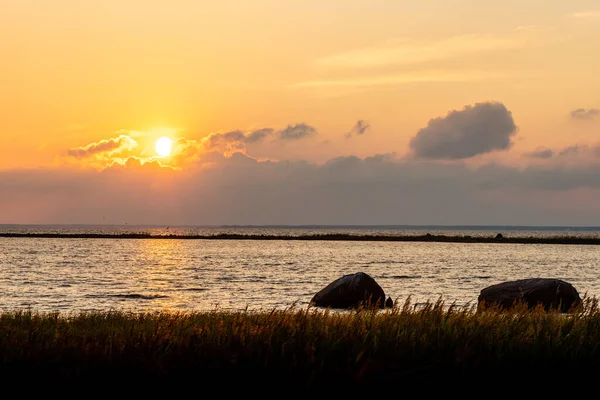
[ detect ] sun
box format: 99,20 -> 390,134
155,136 -> 173,157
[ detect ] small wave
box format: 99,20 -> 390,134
86,293 -> 169,300
366,260 -> 406,265
249,276 -> 267,282
113,294 -> 169,300
389,275 -> 422,279
183,288 -> 208,292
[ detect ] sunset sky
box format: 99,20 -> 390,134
1,0 -> 599,226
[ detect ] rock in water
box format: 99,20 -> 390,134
310,272 -> 391,309
478,278 -> 581,312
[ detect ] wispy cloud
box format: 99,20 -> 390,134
292,70 -> 509,89
569,10 -> 600,18
514,25 -> 539,32
345,120 -> 371,139
315,32 -> 541,70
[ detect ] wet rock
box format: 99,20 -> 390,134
310,272 -> 391,309
478,278 -> 581,312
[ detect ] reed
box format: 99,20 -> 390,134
1,296 -> 599,389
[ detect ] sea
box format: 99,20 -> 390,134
1,224 -> 600,314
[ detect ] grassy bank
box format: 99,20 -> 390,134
2,297 -> 600,390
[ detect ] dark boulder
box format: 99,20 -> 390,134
478,278 -> 581,312
310,272 -> 392,309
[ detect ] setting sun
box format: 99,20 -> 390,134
155,137 -> 173,157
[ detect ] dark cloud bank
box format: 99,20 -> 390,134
2,150 -> 600,226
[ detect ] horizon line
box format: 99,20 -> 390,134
1,223 -> 600,230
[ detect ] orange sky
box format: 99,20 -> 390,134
1,1 -> 599,225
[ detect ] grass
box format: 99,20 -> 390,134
2,296 -> 600,391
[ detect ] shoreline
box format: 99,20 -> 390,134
1,232 -> 599,244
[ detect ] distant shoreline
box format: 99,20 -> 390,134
2,224 -> 600,231
1,232 -> 599,245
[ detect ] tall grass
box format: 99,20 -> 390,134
1,296 -> 600,388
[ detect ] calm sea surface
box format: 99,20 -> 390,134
1,225 -> 600,314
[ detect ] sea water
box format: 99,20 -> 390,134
1,225 -> 599,313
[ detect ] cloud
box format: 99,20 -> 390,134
315,32 -> 542,70
291,70 -> 511,89
170,137 -> 202,164
409,102 -> 518,160
4,153 -> 600,226
559,145 -> 586,157
67,135 -> 137,158
514,25 -> 539,32
277,123 -> 317,140
570,108 -> 600,120
523,144 -> 600,163
295,29 -> 555,91
202,130 -> 247,150
203,124 -> 316,149
198,124 -> 316,158
246,128 -> 275,143
105,156 -> 176,171
61,122 -> 321,171
569,10 -> 600,18
345,120 -> 371,139
524,148 -> 554,159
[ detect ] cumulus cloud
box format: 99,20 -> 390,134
202,123 -> 316,151
345,120 -> 370,139
61,122 -> 322,171
524,148 -> 554,159
409,102 -> 517,160
67,135 -> 137,158
170,137 -> 202,163
202,130 -> 247,150
246,128 -> 275,143
277,123 -> 317,140
570,108 -> 600,120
